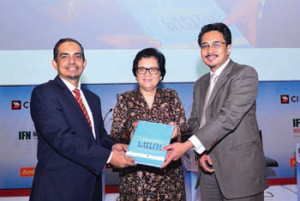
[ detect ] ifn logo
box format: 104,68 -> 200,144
293,119 -> 300,134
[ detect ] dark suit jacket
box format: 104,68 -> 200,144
189,60 -> 268,199
29,76 -> 114,201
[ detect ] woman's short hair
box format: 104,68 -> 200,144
132,48 -> 166,80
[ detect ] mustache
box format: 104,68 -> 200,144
205,54 -> 218,58
65,65 -> 79,68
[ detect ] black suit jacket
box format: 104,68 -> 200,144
29,76 -> 114,201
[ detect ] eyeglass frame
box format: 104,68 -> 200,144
200,41 -> 226,50
136,67 -> 160,75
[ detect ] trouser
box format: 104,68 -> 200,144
92,175 -> 102,201
200,172 -> 264,201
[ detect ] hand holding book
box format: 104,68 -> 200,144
168,122 -> 180,139
126,120 -> 175,168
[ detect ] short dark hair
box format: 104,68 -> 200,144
198,23 -> 232,46
53,38 -> 85,62
132,48 -> 166,80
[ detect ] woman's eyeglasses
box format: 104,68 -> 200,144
137,67 -> 160,75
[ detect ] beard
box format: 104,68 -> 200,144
67,75 -> 80,80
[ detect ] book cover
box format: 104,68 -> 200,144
126,120 -> 174,167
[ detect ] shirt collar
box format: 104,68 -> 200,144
210,58 -> 230,77
59,76 -> 81,92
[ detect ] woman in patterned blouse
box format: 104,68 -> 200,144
110,48 -> 188,201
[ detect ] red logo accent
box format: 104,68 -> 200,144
290,158 -> 296,167
11,100 -> 21,110
20,167 -> 35,177
280,95 -> 289,104
293,128 -> 300,133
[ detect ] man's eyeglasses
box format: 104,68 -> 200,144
200,41 -> 226,50
137,67 -> 160,75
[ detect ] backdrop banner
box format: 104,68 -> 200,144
0,81 -> 299,190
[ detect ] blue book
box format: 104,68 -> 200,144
126,120 -> 174,167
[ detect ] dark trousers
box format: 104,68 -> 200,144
92,175 -> 102,201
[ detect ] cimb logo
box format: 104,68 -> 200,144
280,95 -> 299,104
11,100 -> 29,110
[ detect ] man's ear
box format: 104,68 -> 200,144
227,44 -> 232,56
83,59 -> 87,70
51,59 -> 58,71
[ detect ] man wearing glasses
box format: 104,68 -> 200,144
162,23 -> 268,201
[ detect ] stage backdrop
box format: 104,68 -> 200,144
1,0 -> 300,85
0,81 -> 299,189
1,0 -> 300,193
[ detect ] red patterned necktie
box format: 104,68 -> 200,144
73,89 -> 92,130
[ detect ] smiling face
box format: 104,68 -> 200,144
200,30 -> 231,72
51,41 -> 86,87
136,56 -> 161,93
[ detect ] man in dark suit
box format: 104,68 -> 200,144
29,38 -> 135,201
162,23 -> 268,200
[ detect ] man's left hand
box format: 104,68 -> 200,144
161,141 -> 194,168
112,143 -> 128,153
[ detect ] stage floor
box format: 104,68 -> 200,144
0,185 -> 297,201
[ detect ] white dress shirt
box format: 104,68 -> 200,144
60,77 -> 113,163
189,58 -> 230,154
60,77 -> 96,138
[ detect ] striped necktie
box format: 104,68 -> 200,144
73,89 -> 92,130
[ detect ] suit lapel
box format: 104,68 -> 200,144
195,73 -> 210,123
200,74 -> 210,108
82,88 -> 100,140
54,76 -> 93,135
207,60 -> 234,106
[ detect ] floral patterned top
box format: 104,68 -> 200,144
110,87 -> 188,201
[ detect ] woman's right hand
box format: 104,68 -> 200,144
130,121 -> 139,140
169,122 -> 180,139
